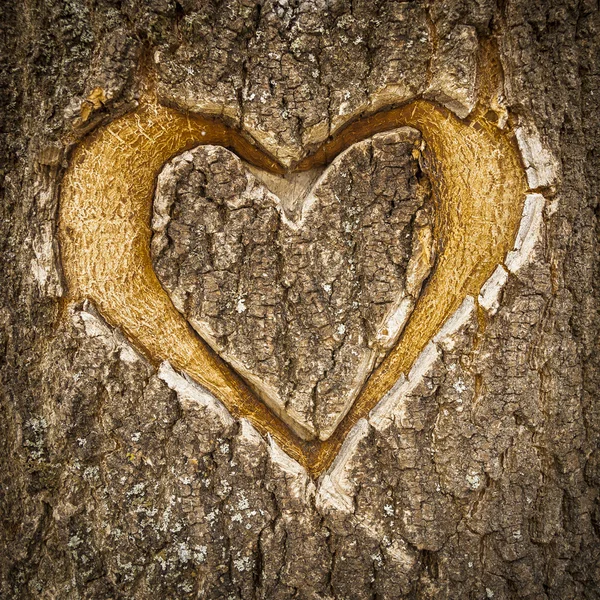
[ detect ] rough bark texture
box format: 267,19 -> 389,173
1,1 -> 599,599
151,130 -> 433,441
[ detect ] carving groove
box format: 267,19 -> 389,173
59,96 -> 526,477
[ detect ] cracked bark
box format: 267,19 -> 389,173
150,130 -> 432,441
1,1 -> 599,599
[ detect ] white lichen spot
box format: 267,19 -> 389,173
384,504 -> 394,517
337,324 -> 346,335
158,556 -> 167,572
236,298 -> 246,313
83,466 -> 99,482
128,482 -> 146,496
466,473 -> 481,489
233,556 -> 252,572
131,432 -> 141,442
453,379 -> 466,394
205,508 -> 219,524
26,416 -> 48,432
194,545 -> 207,563
178,543 -> 191,563
170,521 -> 183,533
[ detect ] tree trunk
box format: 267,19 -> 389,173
1,1 -> 599,598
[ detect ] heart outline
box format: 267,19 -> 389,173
59,96 -> 527,477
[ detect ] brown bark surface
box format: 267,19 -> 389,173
1,1 -> 599,599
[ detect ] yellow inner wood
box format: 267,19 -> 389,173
59,50 -> 526,477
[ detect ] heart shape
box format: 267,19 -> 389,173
150,129 -> 434,441
59,99 -> 526,477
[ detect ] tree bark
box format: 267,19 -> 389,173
1,1 -> 599,599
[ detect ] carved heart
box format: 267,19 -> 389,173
150,129 -> 434,441
59,99 -> 526,477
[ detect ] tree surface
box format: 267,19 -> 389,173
1,1 -> 599,599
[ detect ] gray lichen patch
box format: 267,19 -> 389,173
151,128 -> 435,441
